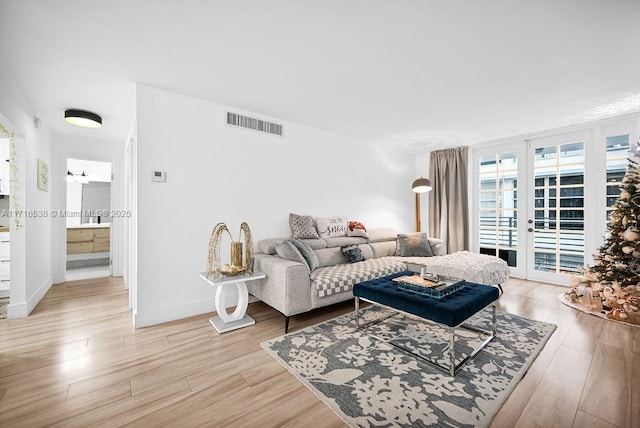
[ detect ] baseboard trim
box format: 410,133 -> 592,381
7,301 -> 27,318
134,297 -> 215,328
27,276 -> 53,314
8,276 -> 53,318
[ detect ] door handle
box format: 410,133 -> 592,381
528,228 -> 533,232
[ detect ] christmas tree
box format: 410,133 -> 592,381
590,151 -> 640,286
566,141 -> 640,324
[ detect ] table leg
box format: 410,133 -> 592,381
209,281 -> 254,333
215,281 -> 249,323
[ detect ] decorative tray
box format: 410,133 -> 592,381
393,273 -> 466,298
220,265 -> 245,276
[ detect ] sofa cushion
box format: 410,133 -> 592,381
298,238 -> 328,250
292,239 -> 319,272
275,240 -> 310,273
257,237 -> 328,255
396,232 -> 433,257
366,228 -> 397,243
341,244 -> 365,263
427,237 -> 446,256
311,257 -> 407,297
315,247 -> 347,268
290,213 -> 320,239
369,241 -> 397,258
257,238 -> 282,255
315,245 -> 374,268
315,216 -> 348,238
323,237 -> 367,248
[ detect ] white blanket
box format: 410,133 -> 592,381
395,251 -> 510,285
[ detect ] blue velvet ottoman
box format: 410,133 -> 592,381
353,271 -> 499,376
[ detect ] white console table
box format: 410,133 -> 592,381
200,271 -> 265,333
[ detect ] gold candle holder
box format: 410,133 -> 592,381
231,242 -> 243,268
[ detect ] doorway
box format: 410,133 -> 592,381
65,158 -> 112,281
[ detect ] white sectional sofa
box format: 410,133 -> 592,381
247,228 -> 510,332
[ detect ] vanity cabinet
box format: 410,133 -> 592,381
66,226 -> 110,254
93,227 -> 110,252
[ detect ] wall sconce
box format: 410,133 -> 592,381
67,170 -> 90,184
412,176 -> 432,232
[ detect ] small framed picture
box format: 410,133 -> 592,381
37,158 -> 49,191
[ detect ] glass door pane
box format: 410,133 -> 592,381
478,152 -> 518,267
605,134 -> 629,226
531,142 -> 585,275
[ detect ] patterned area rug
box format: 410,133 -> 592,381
263,306 -> 556,427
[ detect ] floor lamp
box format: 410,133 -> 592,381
412,176 -> 432,232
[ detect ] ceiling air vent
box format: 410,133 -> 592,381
226,112 -> 283,136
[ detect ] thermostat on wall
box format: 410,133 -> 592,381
152,171 -> 166,182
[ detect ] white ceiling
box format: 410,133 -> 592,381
1,0 -> 639,151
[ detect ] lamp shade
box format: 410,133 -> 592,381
64,109 -> 102,128
411,177 -> 432,193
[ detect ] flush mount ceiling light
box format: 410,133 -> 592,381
64,109 -> 102,128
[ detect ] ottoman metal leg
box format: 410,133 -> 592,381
449,327 -> 456,377
492,303 -> 497,335
356,297 -> 497,376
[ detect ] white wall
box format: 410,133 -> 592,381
66,181 -> 83,227
0,69 -> 53,318
134,84 -> 415,327
51,134 -> 126,284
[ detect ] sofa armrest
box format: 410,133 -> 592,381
428,237 -> 447,256
246,253 -> 312,317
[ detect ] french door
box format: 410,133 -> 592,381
472,118 -> 636,286
526,131 -> 592,285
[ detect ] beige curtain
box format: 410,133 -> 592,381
428,146 -> 469,253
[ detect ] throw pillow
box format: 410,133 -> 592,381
275,240 -> 310,272
341,244 -> 365,263
289,213 -> 320,239
291,239 -> 320,272
316,216 -> 348,238
396,232 -> 434,257
346,221 -> 369,238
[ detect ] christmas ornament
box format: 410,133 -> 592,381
623,228 -> 640,241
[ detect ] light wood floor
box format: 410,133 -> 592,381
0,276 -> 637,427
